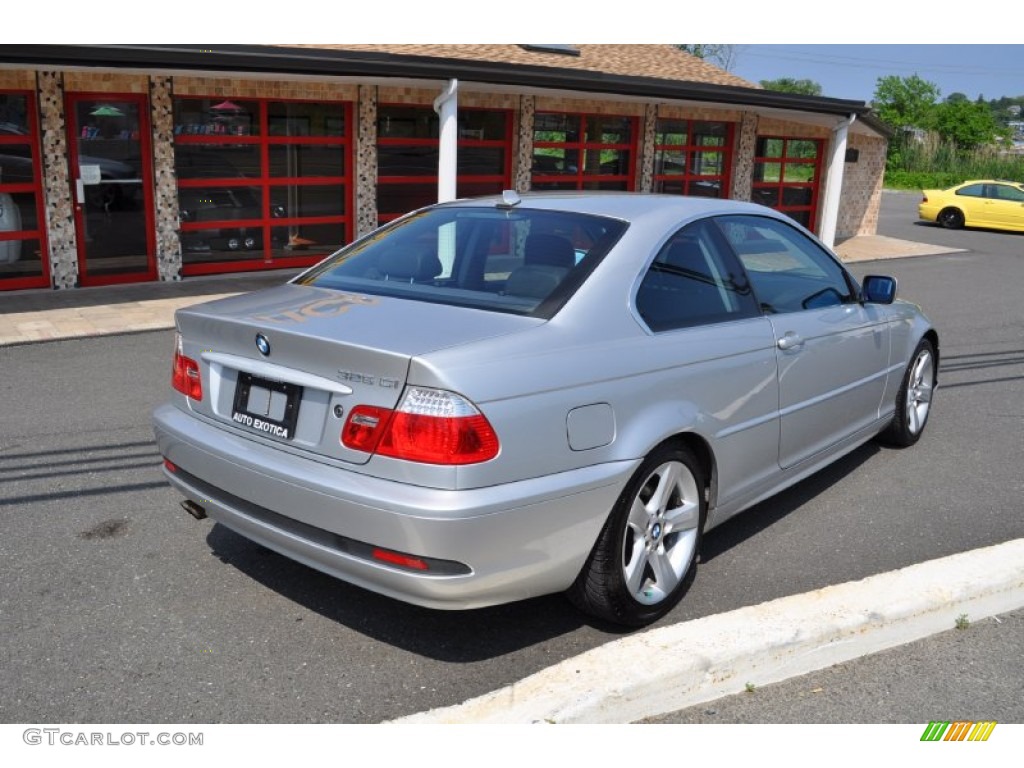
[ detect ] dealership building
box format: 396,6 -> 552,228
0,44 -> 891,292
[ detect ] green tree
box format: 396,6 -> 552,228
873,74 -> 941,130
932,99 -> 1009,150
759,78 -> 823,96
676,45 -> 738,71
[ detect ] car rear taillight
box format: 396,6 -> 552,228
171,334 -> 203,401
341,387 -> 499,465
341,405 -> 393,454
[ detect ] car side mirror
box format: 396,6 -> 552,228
861,274 -> 897,304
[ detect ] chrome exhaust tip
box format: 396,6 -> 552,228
180,500 -> 208,520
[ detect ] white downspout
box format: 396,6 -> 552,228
819,113 -> 856,249
434,79 -> 459,203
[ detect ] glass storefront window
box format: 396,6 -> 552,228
585,149 -> 630,176
0,144 -> 34,184
782,186 -> 814,206
533,111 -> 636,192
653,118 -> 733,199
655,149 -> 686,176
786,140 -> 818,159
532,148 -> 579,176
379,106 -> 439,139
655,120 -> 688,146
688,179 -> 722,198
754,162 -> 782,183
783,163 -> 816,183
534,113 -> 580,143
756,137 -> 785,158
175,144 -> 262,180
458,111 -> 509,141
582,180 -> 629,191
1,91 -> 49,289
378,145 -> 438,177
377,105 -> 512,225
458,146 -> 505,176
268,101 -> 346,137
753,136 -> 824,232
377,182 -> 435,218
270,184 -> 347,218
269,223 -> 347,259
268,145 -> 345,178
693,121 -> 728,146
690,150 -> 723,176
173,97 -> 353,273
174,98 -> 261,137
586,116 -> 632,144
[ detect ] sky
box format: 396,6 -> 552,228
730,45 -> 1024,103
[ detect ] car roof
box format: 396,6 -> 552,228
956,179 -> 1024,186
437,191 -> 781,226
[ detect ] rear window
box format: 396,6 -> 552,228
297,206 -> 627,318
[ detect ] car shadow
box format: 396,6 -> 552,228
700,439 -> 881,562
913,220 -> 1024,236
205,523 -> 588,662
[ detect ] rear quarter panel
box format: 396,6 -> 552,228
413,315 -> 781,505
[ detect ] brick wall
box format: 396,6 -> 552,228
0,71 -> 35,89
837,134 -> 887,238
63,72 -> 148,94
171,78 -> 357,102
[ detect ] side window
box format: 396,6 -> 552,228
716,215 -> 855,314
956,184 -> 985,198
635,219 -> 758,332
992,184 -> 1024,202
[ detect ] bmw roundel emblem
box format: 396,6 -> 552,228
255,333 -> 271,357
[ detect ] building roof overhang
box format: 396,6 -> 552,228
0,44 -> 893,138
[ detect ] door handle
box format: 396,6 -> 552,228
777,332 -> 804,351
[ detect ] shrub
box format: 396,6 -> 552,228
884,130 -> 1024,190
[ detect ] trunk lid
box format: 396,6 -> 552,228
174,284 -> 541,464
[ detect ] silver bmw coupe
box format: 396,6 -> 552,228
153,192 -> 938,626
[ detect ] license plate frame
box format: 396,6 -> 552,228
231,372 -> 302,440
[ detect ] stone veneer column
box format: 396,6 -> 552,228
355,85 -> 378,238
150,76 -> 182,280
639,103 -> 657,193
731,112 -> 759,202
36,71 -> 78,289
514,95 -> 535,193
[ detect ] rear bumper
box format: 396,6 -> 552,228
152,403 -> 636,610
917,202 -> 940,222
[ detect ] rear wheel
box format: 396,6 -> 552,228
938,207 -> 964,229
879,338 -> 935,447
569,443 -> 705,627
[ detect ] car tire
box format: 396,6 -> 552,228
879,338 -> 936,447
938,208 -> 964,229
568,442 -> 705,627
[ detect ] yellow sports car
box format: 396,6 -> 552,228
919,180 -> 1024,232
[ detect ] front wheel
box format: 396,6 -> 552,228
568,443 -> 705,627
879,338 -> 936,447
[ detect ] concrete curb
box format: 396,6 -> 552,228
391,538 -> 1024,724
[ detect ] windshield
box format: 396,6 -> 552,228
297,206 -> 628,318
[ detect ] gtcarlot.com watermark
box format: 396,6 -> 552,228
23,728 -> 203,747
